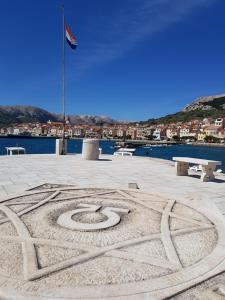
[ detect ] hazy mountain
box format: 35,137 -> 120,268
0,106 -> 57,126
55,114 -> 115,125
0,105 -> 116,126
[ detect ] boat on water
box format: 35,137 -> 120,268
142,144 -> 173,148
190,164 -> 223,174
151,144 -> 171,147
113,141 -> 138,149
189,165 -> 202,172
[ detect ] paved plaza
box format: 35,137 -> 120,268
0,154 -> 225,299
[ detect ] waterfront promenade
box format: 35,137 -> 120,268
0,154 -> 224,299
0,154 -> 224,201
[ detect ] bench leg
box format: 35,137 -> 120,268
201,165 -> 216,182
175,162 -> 189,176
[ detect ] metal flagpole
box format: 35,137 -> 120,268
61,5 -> 66,155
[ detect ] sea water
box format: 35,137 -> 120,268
0,138 -> 224,171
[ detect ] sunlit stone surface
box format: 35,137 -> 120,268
0,154 -> 224,299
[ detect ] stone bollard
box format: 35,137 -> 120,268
56,139 -> 67,155
82,139 -> 99,160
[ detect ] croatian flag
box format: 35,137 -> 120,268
65,24 -> 77,50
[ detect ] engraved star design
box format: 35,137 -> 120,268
0,185 -> 215,281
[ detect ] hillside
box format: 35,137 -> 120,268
1,93 -> 225,127
0,106 -> 115,127
0,106 -> 58,126
183,93 -> 225,111
146,93 -> 225,124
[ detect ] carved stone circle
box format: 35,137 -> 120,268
0,184 -> 225,299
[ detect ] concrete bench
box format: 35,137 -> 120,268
172,157 -> 222,182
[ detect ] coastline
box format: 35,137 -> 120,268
192,142 -> 225,148
1,135 -> 225,147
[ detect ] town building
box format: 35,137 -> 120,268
205,126 -> 219,137
215,118 -> 225,128
166,127 -> 179,139
197,132 -> 206,141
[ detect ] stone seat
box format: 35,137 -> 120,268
172,157 -> 222,182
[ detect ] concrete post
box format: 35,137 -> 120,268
56,139 -> 67,155
201,165 -> 215,182
175,161 -> 189,176
82,139 -> 99,160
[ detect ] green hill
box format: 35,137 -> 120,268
145,94 -> 225,124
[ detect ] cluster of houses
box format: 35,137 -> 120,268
0,118 -> 225,142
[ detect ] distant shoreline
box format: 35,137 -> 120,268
0,135 -> 57,139
192,142 -> 225,148
0,135 -> 117,141
0,135 -> 225,148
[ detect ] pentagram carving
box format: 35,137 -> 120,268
0,185 -> 224,300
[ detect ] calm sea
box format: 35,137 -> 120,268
0,138 -> 224,171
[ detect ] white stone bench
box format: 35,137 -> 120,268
172,157 -> 222,182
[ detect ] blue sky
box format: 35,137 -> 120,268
0,0 -> 225,121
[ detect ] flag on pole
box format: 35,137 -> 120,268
65,24 -> 77,49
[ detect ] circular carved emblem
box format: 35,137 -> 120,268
57,204 -> 130,231
0,185 -> 224,299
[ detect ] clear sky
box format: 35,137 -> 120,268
0,0 -> 225,121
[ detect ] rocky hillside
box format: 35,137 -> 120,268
145,93 -> 225,124
183,93 -> 225,112
0,106 -> 115,126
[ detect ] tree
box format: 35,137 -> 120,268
204,135 -> 220,143
145,135 -> 153,140
172,135 -> 180,142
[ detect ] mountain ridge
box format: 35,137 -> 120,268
0,105 -> 116,126
1,93 -> 225,127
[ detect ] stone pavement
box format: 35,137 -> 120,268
0,154 -> 224,209
0,154 -> 224,195
0,154 -> 224,299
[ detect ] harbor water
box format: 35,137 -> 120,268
0,138 -> 224,171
